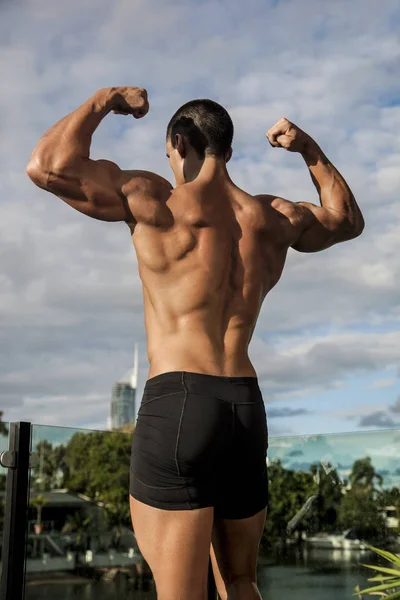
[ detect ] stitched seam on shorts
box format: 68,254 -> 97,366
140,392 -> 181,407
170,391 -> 260,406
175,373 -> 188,477
134,476 -> 186,490
230,401 -> 259,405
218,397 -> 261,406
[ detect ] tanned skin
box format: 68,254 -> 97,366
27,86 -> 364,600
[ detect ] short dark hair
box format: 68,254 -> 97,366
166,99 -> 234,159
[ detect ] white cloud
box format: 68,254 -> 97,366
369,378 -> 397,390
252,331 -> 400,399
1,0 -> 400,432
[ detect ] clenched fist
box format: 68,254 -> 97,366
110,86 -> 149,118
266,118 -> 311,153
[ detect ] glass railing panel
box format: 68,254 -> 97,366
16,423 -> 400,598
258,429 -> 400,599
24,424 -> 155,599
0,421 -> 10,581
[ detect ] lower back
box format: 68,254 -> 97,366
146,321 -> 257,379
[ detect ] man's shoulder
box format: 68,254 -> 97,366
254,194 -> 299,219
255,193 -> 287,207
121,170 -> 173,200
118,170 -> 173,229
253,194 -> 306,247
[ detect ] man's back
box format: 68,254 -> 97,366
130,179 -> 289,378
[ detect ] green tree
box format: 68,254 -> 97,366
31,494 -> 49,530
63,430 -> 132,527
309,462 -> 343,532
338,458 -> 386,542
338,493 -> 385,540
350,457 -> 383,494
61,510 -> 94,552
263,460 -> 316,546
0,411 -> 8,436
31,440 -> 67,491
379,487 -> 400,509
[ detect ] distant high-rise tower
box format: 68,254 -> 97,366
110,344 -> 138,430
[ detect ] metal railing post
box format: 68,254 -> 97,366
0,422 -> 32,600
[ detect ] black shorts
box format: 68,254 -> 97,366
130,371 -> 269,519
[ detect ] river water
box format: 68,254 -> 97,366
25,549 -> 372,600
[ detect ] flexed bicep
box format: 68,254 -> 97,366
264,196 -> 354,253
26,86 -> 151,223
264,118 -> 364,251
291,202 -> 351,253
29,158 -> 131,222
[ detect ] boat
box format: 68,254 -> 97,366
305,529 -> 368,551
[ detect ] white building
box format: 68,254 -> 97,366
110,344 -> 138,430
379,506 -> 399,530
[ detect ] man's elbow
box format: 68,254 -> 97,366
350,212 -> 365,239
26,159 -> 47,188
356,213 -> 365,236
338,214 -> 365,242
26,159 -> 63,191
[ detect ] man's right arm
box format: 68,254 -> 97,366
265,119 -> 365,253
25,86 -> 172,225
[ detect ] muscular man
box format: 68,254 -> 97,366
27,86 -> 364,600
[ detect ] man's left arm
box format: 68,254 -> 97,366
26,86 -> 150,222
266,118 -> 365,252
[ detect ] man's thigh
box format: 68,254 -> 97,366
130,495 -> 214,600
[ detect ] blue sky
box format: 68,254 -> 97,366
0,0 -> 400,441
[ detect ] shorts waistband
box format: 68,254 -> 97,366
145,371 -> 258,389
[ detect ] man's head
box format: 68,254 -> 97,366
166,99 -> 233,185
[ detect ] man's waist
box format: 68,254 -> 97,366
146,370 -> 258,387
147,352 -> 256,380
143,370 -> 261,404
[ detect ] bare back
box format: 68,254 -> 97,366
26,85 -> 363,385
129,181 -> 291,378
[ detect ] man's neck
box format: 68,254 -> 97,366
186,156 -> 232,185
